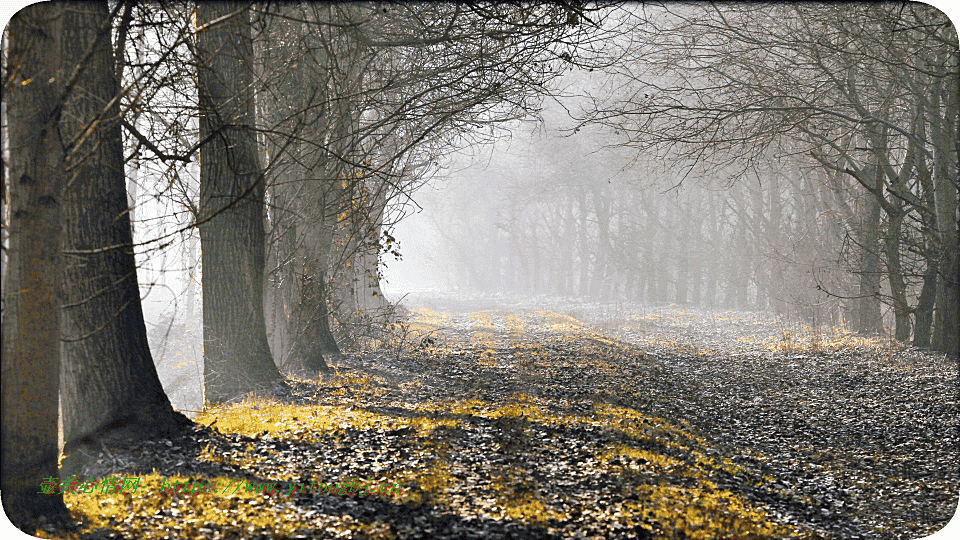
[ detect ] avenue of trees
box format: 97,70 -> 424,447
430,4 -> 958,354
1,1 -> 609,530
1,1 -> 956,532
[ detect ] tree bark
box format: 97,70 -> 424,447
283,203 -> 337,375
57,1 -> 189,463
913,106 -> 938,348
2,3 -> 71,530
856,166 -> 884,335
196,2 -> 283,403
931,46 -> 960,357
883,208 -> 911,341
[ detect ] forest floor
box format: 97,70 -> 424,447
49,293 -> 957,540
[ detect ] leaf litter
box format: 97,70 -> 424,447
51,293 -> 956,539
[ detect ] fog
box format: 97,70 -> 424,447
131,61 -> 945,413
3,3 -> 956,537
70,2 -> 951,412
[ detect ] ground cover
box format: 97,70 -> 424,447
44,294 -> 957,539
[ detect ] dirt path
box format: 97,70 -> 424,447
390,297 -> 958,539
60,297 -> 957,540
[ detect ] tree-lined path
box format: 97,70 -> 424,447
2,3 -> 956,538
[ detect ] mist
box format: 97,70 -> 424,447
4,3 -> 955,538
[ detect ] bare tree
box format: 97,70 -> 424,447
256,3 -> 616,360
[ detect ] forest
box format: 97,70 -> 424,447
1,2 -> 957,539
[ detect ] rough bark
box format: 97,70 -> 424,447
283,202 -> 337,375
2,3 -> 72,530
57,1 -> 189,465
196,2 -> 283,403
913,109 -> 938,348
856,166 -> 884,335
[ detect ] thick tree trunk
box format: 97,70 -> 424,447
268,181 -> 338,375
1,4 -> 71,529
908,103 -> 938,348
284,214 -> 337,375
933,245 -> 959,356
58,1 -> 189,461
350,184 -> 390,313
913,258 -> 938,348
931,192 -> 959,355
196,2 -> 282,403
256,22 -> 336,374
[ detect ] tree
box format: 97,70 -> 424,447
57,1 -> 190,465
196,2 -> 283,403
2,2 -> 72,531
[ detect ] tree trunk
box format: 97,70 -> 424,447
559,196 -> 574,296
912,111 -> 938,348
856,169 -> 884,335
931,53 -> 960,356
284,210 -> 337,375
589,187 -> 610,298
675,200 -> 690,305
705,193 -> 720,308
933,243 -> 959,356
767,173 -> 786,315
196,2 -> 282,404
576,192 -> 591,297
883,207 -> 911,342
58,1 -> 189,463
1,4 -> 72,529
914,257 -> 938,348
354,184 -> 391,313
